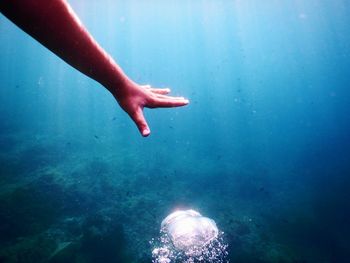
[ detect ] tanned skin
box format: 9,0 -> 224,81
0,0 -> 189,136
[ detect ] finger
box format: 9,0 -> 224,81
130,108 -> 150,137
150,98 -> 189,108
142,85 -> 170,95
155,94 -> 186,100
150,88 -> 171,95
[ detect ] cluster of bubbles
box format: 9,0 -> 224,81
151,210 -> 229,263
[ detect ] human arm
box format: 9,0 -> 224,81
0,0 -> 189,136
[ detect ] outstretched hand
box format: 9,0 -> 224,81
112,82 -> 189,137
0,1 -> 189,137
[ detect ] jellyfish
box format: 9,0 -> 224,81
152,210 -> 228,263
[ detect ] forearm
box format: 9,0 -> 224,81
1,0 -> 189,137
0,0 -> 129,90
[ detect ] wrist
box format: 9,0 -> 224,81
102,64 -> 133,96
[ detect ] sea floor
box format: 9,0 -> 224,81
0,127 -> 349,263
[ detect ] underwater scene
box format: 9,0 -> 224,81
1,0 -> 350,262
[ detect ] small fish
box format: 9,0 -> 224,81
94,135 -> 99,139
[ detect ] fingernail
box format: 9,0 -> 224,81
184,99 -> 189,104
142,128 -> 150,137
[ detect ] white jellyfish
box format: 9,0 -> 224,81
152,210 -> 228,263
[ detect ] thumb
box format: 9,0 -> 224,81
131,108 -> 150,137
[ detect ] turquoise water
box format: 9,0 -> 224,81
1,0 -> 350,262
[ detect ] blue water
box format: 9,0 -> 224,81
1,1 -> 350,262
